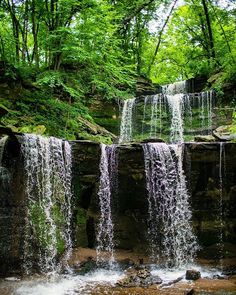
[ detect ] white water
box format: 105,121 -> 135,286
162,80 -> 187,95
15,269 -> 123,295
150,94 -> 163,138
143,143 -> 198,267
119,81 -> 214,143
0,136 -> 8,163
166,94 -> 184,143
218,142 -> 225,267
119,98 -> 136,143
6,265 -> 221,295
0,136 -> 9,188
196,90 -> 213,134
142,95 -> 149,136
21,134 -> 73,274
96,144 -> 115,266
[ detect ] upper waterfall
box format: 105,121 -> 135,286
118,81 -> 213,144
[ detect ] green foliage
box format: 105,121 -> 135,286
0,0 -> 235,142
146,2 -> 236,85
230,112 -> 236,140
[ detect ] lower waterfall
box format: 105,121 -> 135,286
143,142 -> 198,268
96,144 -> 117,267
21,134 -> 73,274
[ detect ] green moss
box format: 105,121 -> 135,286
76,208 -> 87,225
29,202 -> 67,254
29,202 -> 51,250
78,132 -> 113,144
56,229 -> 66,255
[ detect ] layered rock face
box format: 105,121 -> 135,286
0,135 -> 26,275
0,136 -> 236,275
72,141 -> 236,258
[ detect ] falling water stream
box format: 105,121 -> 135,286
218,142 -> 225,268
143,142 -> 198,267
0,136 -> 7,163
21,134 -> 73,274
119,98 -> 136,143
0,136 -> 9,188
96,144 -> 116,267
0,81 -> 229,295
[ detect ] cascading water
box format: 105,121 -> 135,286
166,94 -> 184,143
150,94 -> 163,138
21,134 -> 73,274
142,96 -> 149,136
0,136 -> 7,163
218,142 -> 225,266
163,81 -> 186,143
163,80 -> 187,95
0,136 -> 9,188
143,142 -> 198,268
119,80 -> 214,143
96,144 -> 116,267
119,98 -> 136,143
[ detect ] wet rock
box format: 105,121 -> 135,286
213,125 -> 236,141
4,277 -> 21,281
119,258 -> 135,269
151,275 -> 162,285
136,76 -> 160,96
140,138 -> 165,143
185,289 -> 195,295
116,266 -> 162,287
186,270 -> 201,280
194,135 -> 216,142
213,274 -> 229,280
74,257 -> 97,274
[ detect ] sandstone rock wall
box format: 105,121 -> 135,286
0,137 -> 235,275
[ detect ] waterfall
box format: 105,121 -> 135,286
150,94 -> 163,138
119,98 -> 136,143
162,80 -> 186,95
163,81 -> 185,143
0,136 -> 8,163
21,134 -> 73,274
218,142 -> 225,265
196,90 -> 213,134
143,142 -> 198,268
96,144 -> 116,267
166,94 -> 184,143
0,136 -> 10,189
142,96 -> 149,136
119,80 -> 213,143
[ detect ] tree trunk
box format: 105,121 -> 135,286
201,0 -> 215,59
147,0 -> 178,76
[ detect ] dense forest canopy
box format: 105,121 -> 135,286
0,0 -> 235,140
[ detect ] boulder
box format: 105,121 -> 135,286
77,116 -> 116,139
194,135 -> 216,142
213,125 -> 236,141
186,270 -> 201,280
116,266 -> 162,287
